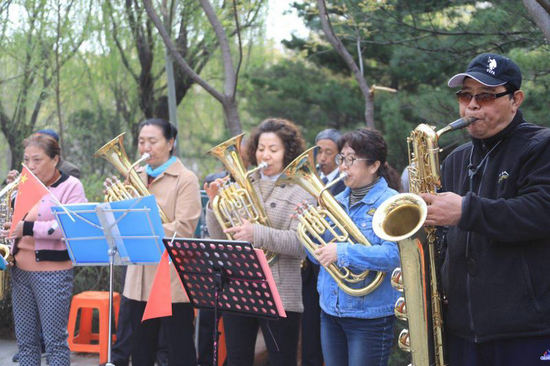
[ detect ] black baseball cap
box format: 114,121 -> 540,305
448,53 -> 522,90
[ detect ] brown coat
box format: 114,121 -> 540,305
206,172 -> 315,313
123,158 -> 201,303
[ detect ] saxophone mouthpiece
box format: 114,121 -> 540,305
448,116 -> 478,131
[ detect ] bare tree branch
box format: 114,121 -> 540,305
143,0 -> 224,102
316,0 -> 374,128
199,0 -> 237,99
524,0 -> 550,41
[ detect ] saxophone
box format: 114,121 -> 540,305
372,116 -> 476,366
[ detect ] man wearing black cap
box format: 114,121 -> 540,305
421,53 -> 550,365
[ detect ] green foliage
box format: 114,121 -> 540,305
64,108 -> 127,177
242,59 -> 365,143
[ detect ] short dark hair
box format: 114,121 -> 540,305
247,118 -> 306,168
138,118 -> 178,154
24,133 -> 61,159
338,128 -> 401,191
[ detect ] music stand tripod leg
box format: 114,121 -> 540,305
96,206 -> 117,366
212,267 -> 225,366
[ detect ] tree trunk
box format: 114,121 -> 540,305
223,98 -> 243,136
523,0 -> 550,41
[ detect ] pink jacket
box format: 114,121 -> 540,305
17,173 -> 87,261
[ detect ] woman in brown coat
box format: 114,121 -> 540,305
122,118 -> 201,366
205,118 -> 315,366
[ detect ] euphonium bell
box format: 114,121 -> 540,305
207,133 -> 277,263
276,147 -> 385,297
95,133 -> 169,223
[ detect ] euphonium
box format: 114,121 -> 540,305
276,147 -> 385,296
95,133 -> 169,223
372,116 -> 477,366
207,133 -> 277,263
0,176 -> 19,300
0,244 -> 10,300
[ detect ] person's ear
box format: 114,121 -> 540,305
511,90 -> 524,112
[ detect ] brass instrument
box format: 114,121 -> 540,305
0,244 -> 11,300
276,147 -> 386,296
95,133 -> 169,223
0,176 -> 19,300
207,133 -> 277,263
372,116 -> 477,366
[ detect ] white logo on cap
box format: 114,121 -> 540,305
486,57 -> 497,75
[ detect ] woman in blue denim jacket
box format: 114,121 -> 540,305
308,128 -> 401,366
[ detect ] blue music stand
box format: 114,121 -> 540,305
52,195 -> 165,366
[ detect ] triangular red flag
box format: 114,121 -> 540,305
142,250 -> 172,322
9,165 -> 50,236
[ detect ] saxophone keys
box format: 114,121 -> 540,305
391,267 -> 404,291
394,296 -> 407,321
398,328 -> 411,352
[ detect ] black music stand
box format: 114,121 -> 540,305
163,237 -> 286,366
53,195 -> 165,366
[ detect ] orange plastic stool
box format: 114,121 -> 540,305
67,291 -> 120,364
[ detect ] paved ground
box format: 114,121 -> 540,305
0,334 -> 269,366
0,338 -> 101,366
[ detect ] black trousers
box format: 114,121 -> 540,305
223,311 -> 301,366
301,259 -> 323,366
121,298 -> 196,366
111,295 -> 134,366
448,332 -> 550,366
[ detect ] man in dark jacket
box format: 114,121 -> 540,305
422,53 -> 550,365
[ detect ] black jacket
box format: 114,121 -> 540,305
440,110 -> 550,342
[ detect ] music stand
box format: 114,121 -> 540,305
52,195 -> 165,366
164,237 -> 286,366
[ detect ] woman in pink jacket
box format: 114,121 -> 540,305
5,133 -> 87,366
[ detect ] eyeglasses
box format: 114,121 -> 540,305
455,90 -> 514,106
335,154 -> 370,167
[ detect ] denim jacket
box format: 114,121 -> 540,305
308,177 -> 400,319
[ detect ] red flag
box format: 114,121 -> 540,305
142,250 -> 172,322
9,165 -> 50,235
